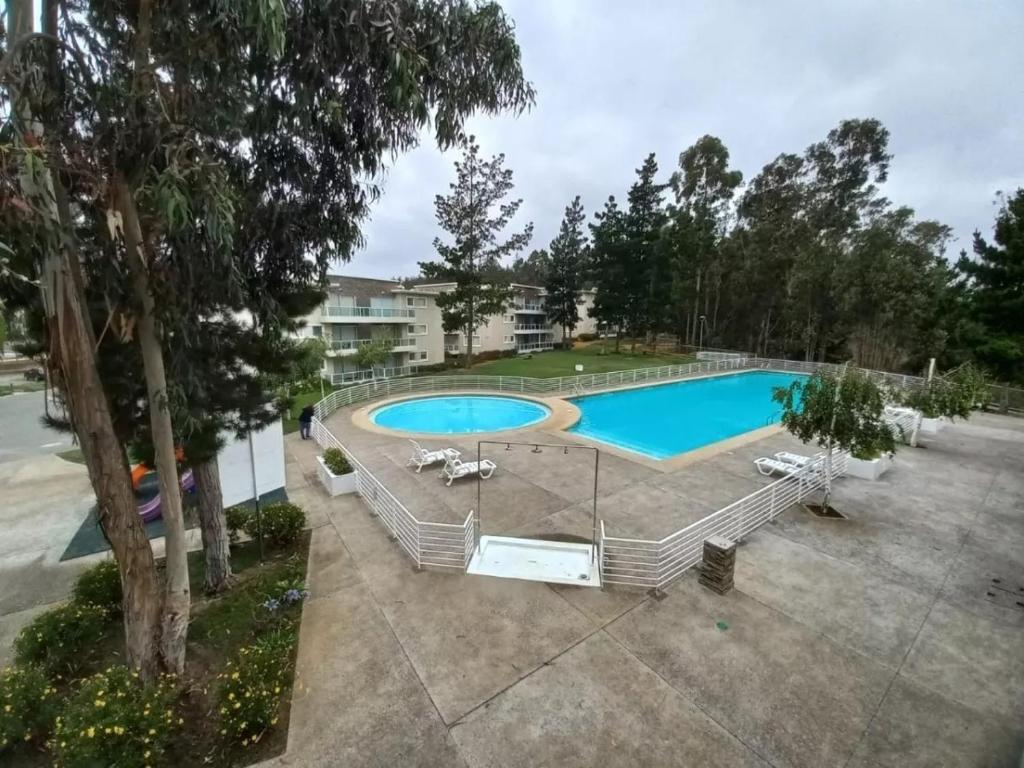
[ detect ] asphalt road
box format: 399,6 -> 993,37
0,389 -> 73,464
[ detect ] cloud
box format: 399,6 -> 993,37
344,0 -> 1024,278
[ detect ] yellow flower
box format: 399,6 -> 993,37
231,672 -> 240,680
114,726 -> 125,735
86,727 -> 95,739
3,704 -> 10,712
148,728 -> 156,736
178,717 -> 184,725
94,699 -> 106,708
144,751 -> 151,758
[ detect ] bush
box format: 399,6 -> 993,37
72,561 -> 122,614
0,665 -> 59,751
225,504 -> 251,544
576,332 -> 599,342
216,630 -> 296,747
242,502 -> 305,548
14,603 -> 109,677
321,447 -> 352,475
50,666 -> 179,768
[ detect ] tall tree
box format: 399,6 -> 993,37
668,135 -> 742,345
544,196 -> 587,344
510,248 -> 550,285
588,196 -> 629,350
2,0 -> 534,676
420,137 -> 533,367
622,153 -> 668,346
956,189 -> 1024,383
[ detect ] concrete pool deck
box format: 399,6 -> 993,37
267,409 -> 1024,767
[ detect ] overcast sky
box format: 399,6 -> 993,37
344,0 -> 1024,280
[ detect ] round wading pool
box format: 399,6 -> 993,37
370,395 -> 551,434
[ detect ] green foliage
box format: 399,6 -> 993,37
72,561 -> 123,615
50,666 -> 179,768
243,502 -> 305,548
902,363 -> 990,420
353,338 -> 394,371
225,505 -> 252,544
773,368 -> 896,458
14,603 -> 110,677
215,630 -> 296,748
0,665 -> 60,751
545,196 -> 588,339
321,447 -> 352,475
419,137 -> 533,365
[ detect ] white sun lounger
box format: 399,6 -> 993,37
440,456 -> 497,486
774,451 -> 815,467
754,457 -> 805,477
407,440 -> 457,473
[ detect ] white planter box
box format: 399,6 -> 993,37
316,456 -> 358,496
919,416 -> 946,434
846,453 -> 894,481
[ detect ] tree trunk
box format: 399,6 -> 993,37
6,0 -> 164,679
194,456 -> 232,593
465,295 -> 474,369
116,176 -> 190,674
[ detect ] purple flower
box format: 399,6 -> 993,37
262,598 -> 280,612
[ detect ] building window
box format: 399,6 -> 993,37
311,325 -> 322,337
504,314 -> 515,323
412,350 -> 429,361
406,297 -> 427,308
503,335 -> 514,344
407,324 -> 428,336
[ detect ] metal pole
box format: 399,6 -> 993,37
248,431 -> 264,562
592,448 -> 599,564
476,439 -> 482,547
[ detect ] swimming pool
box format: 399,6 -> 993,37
371,395 -> 551,434
568,371 -> 806,459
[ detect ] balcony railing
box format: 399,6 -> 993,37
322,306 -> 416,319
329,338 -> 415,352
513,302 -> 545,312
328,365 -> 418,385
513,324 -> 549,332
516,341 -> 555,353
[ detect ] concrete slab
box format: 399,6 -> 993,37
605,577 -> 893,768
901,598 -> 1024,720
735,529 -> 934,666
450,631 -> 768,768
847,676 -> 1024,768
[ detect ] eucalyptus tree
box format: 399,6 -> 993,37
420,136 -> 534,367
2,0 -> 534,676
544,196 -> 588,344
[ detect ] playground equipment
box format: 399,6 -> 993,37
131,447 -> 195,523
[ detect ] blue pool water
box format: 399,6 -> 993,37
371,395 -> 550,434
569,371 -> 807,459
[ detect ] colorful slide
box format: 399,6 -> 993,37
133,460 -> 195,523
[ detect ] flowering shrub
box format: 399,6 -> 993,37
242,502 -> 305,548
321,447 -> 352,475
225,505 -> 251,544
14,603 -> 109,676
0,665 -> 59,751
260,577 -> 310,614
216,630 -> 296,747
50,666 -> 179,768
72,561 -> 122,614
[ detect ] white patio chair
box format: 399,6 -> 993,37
407,440 -> 455,473
440,455 -> 497,487
774,451 -> 815,467
754,456 -> 805,477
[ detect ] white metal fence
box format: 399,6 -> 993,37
310,418 -> 476,570
599,451 -> 849,590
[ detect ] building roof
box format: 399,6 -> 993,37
325,275 -> 401,299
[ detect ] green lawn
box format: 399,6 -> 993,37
282,387 -> 332,434
459,344 -> 696,378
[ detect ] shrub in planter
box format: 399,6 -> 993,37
216,630 -> 296,748
0,665 -> 60,751
14,603 -> 109,677
243,502 -> 305,548
321,447 -> 352,476
50,666 -> 179,768
225,504 -> 252,544
72,561 -> 122,615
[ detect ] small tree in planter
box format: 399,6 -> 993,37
902,362 -> 990,430
773,366 -> 896,514
316,447 -> 357,497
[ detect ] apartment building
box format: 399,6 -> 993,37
296,276 -> 444,385
415,282 -> 598,355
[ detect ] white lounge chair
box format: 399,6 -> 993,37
754,456 -> 805,477
407,440 -> 457,473
774,451 -> 815,467
440,456 -> 497,486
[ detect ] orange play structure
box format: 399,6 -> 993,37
130,447 -> 186,491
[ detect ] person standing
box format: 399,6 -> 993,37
298,405 -> 315,440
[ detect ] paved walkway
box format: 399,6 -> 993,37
271,414 -> 1024,767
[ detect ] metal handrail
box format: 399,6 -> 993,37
322,306 -> 416,318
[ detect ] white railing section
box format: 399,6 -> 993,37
310,418 -> 476,570
599,450 -> 849,590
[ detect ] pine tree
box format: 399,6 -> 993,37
544,196 -> 588,344
588,197 -> 629,351
420,137 -> 533,367
623,154 -> 668,347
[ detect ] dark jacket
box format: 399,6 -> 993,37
298,405 -> 315,424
